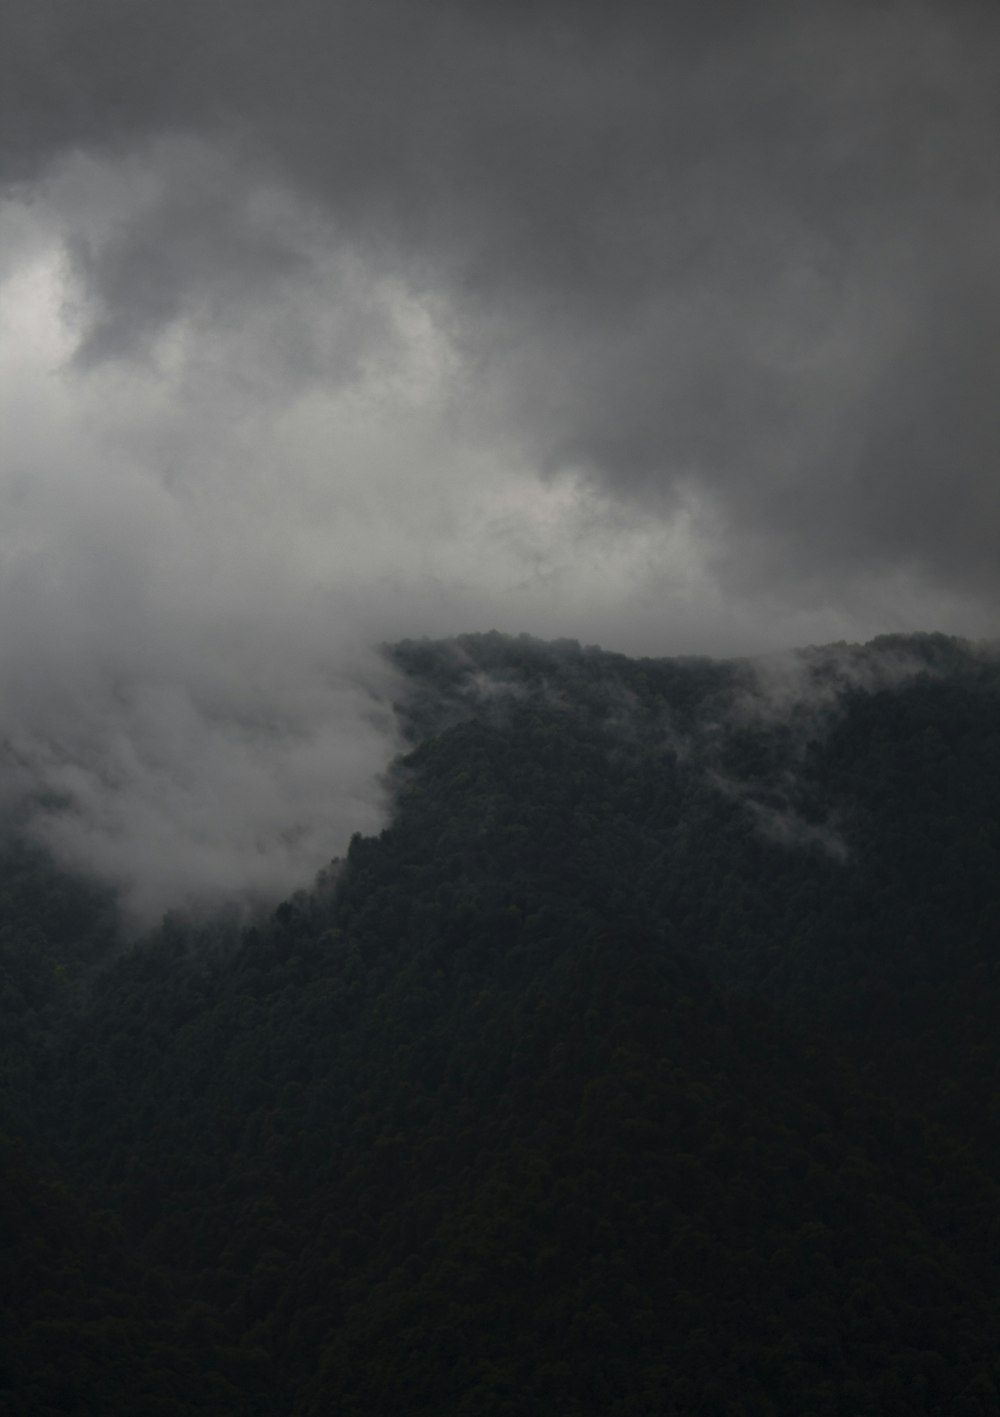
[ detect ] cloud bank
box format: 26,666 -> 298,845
1,0 -> 998,918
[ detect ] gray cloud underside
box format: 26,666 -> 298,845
2,0 -> 999,923
5,0 -> 1000,604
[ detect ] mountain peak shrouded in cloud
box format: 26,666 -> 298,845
1,0 -> 999,917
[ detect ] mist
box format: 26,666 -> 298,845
0,178 -> 734,923
2,1 -> 999,920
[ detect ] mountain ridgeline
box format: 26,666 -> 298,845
3,630 -> 1000,1415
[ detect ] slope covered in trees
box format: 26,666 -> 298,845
3,631 -> 1000,1415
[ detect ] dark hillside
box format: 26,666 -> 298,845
3,632 -> 1000,1414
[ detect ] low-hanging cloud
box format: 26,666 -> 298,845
0,181 -> 727,923
1,0 -> 999,919
0,222 -> 401,924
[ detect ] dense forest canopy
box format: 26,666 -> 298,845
3,630 -> 1000,1415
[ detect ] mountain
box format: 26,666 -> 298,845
3,631 -> 1000,1415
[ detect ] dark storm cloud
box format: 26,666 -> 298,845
5,0 -> 999,608
2,0 -> 999,918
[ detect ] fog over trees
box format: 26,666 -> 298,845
2,0 -> 1000,910
4,633 -> 1000,1413
3,4 -> 1000,1410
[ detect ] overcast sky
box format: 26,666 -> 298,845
2,0 -> 998,918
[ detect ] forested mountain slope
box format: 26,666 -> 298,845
3,632 -> 1000,1415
